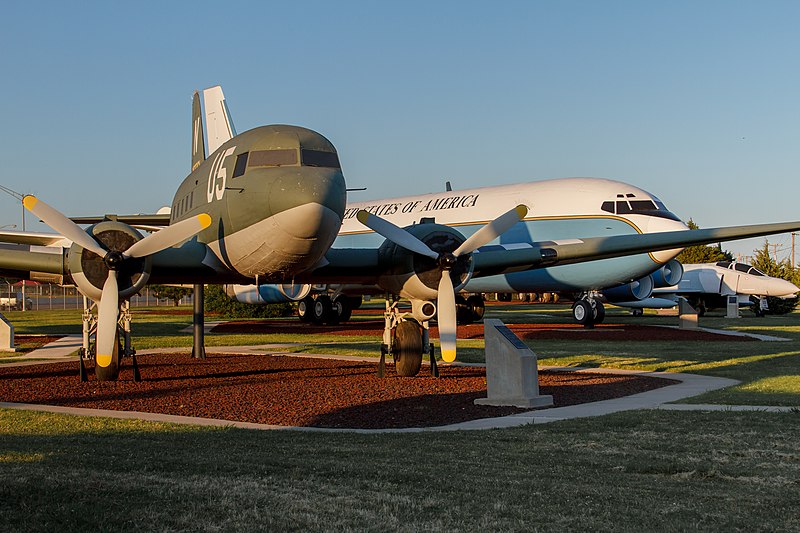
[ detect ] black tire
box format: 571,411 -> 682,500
312,295 -> 335,325
393,320 -> 423,377
455,295 -> 472,325
94,331 -> 121,381
333,296 -> 352,322
466,294 -> 485,322
297,296 -> 314,322
592,301 -> 605,324
572,299 -> 594,327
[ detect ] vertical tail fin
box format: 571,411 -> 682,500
191,90 -> 206,172
202,85 -> 236,154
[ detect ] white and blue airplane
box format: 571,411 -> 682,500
615,261 -> 799,316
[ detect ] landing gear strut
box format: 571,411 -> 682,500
572,294 -> 605,328
379,297 -> 438,377
80,297 -> 139,381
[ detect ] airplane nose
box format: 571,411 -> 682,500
770,278 -> 800,297
268,167 -> 347,238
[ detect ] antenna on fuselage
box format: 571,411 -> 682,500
445,180 -> 452,192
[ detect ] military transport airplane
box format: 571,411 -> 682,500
3,85 -> 800,381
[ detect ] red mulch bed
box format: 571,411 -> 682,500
0,353 -> 675,429
214,319 -> 755,342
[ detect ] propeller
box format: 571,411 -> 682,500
24,195 -> 212,367
357,205 -> 527,362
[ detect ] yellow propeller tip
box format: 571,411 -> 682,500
96,354 -> 113,367
515,205 -> 529,219
441,350 -> 457,363
355,210 -> 370,224
197,213 -> 212,228
22,196 -> 38,210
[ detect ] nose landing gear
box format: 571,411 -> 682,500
572,294 -> 605,328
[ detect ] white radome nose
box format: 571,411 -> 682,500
768,278 -> 800,297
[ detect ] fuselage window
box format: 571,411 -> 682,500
601,201 -> 615,213
301,149 -> 340,168
233,152 -> 249,178
248,149 -> 298,167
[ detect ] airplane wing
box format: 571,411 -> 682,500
470,220 -> 800,277
0,229 -> 69,247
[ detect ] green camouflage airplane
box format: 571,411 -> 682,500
2,86 -> 799,381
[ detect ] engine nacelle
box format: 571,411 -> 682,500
411,299 -> 437,322
68,221 -> 151,301
651,259 -> 683,288
603,275 -> 654,303
375,222 -> 473,301
225,283 -> 310,304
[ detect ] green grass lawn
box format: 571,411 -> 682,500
2,302 -> 800,530
1,408 -> 798,531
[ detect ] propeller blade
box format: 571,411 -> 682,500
356,210 -> 438,259
96,271 -> 119,368
437,270 -> 458,362
124,213 -> 212,258
453,205 -> 528,257
22,195 -> 107,257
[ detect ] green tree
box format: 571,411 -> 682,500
149,284 -> 193,306
750,240 -> 799,315
675,219 -> 733,264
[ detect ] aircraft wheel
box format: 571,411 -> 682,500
455,295 -> 473,325
333,296 -> 352,322
592,301 -> 605,324
572,299 -> 594,327
696,300 -> 707,317
94,331 -> 121,381
297,296 -> 315,322
467,295 -> 485,322
312,295 -> 335,325
393,320 -> 423,377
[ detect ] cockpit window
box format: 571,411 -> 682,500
232,152 -> 248,178
604,196 -> 682,221
630,200 -> 658,211
248,149 -> 298,167
716,261 -> 732,269
301,149 -> 340,168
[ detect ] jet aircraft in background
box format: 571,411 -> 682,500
3,85 -> 800,382
614,261 -> 799,316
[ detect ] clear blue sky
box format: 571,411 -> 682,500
1,0 -> 798,261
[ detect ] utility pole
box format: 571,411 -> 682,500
792,233 -> 797,270
0,185 -> 27,311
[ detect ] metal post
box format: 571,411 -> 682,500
192,283 -> 205,359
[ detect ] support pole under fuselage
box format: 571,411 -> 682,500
193,284 -> 205,359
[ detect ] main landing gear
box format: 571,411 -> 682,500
79,297 -> 140,381
297,294 -> 361,325
572,293 -> 605,328
379,297 -> 438,378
